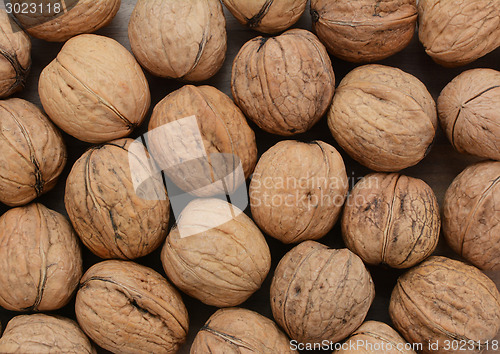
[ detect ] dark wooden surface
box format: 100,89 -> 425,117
0,1 -> 499,353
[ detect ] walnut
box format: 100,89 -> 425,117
443,161 -> 500,270
311,0 -> 417,63
232,29 -> 335,136
0,98 -> 66,207
438,68 -> 500,160
389,256 -> 500,353
271,241 -> 375,344
75,260 -> 189,354
39,34 -> 150,143
0,203 -> 82,312
161,198 -> 271,307
342,173 -> 440,269
249,140 -> 348,243
129,0 -> 226,81
328,64 -> 437,172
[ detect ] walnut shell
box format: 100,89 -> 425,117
389,256 -> 500,353
129,0 -> 226,81
438,68 -> 500,160
443,161 -> 500,270
342,173 -> 440,269
232,29 -> 335,135
221,0 -> 307,34
311,0 -> 417,63
75,260 -> 189,354
148,85 -> 257,197
65,138 -> 169,260
328,64 -> 437,171
249,140 -> 348,243
162,198 -> 271,307
0,98 -> 66,206
191,307 -> 296,353
271,241 -> 375,344
0,314 -> 95,354
39,34 -> 150,143
418,0 -> 500,67
11,0 -> 120,42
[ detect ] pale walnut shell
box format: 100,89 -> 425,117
443,161 -> 500,270
342,173 -> 440,269
271,241 -> 375,344
0,314 -> 95,354
191,307 -> 297,353
65,138 -> 169,260
221,0 -> 307,34
39,34 -> 150,143
12,0 -> 120,42
0,98 -> 66,206
389,256 -> 500,354
418,0 -> 500,67
161,198 -> 271,307
232,28 -> 335,135
75,260 -> 189,354
311,0 -> 417,62
250,140 -> 348,243
438,68 -> 500,160
129,0 -> 226,81
328,64 -> 437,172
0,203 -> 82,312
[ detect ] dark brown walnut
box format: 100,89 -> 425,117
438,69 -> 500,160
311,0 -> 417,63
390,256 -> 500,354
232,28 -> 335,136
342,173 -> 440,269
418,0 -> 500,67
191,307 -> 297,353
65,138 -> 169,260
129,0 -> 226,81
271,241 -> 375,344
39,34 -> 150,143
12,0 -> 120,42
162,198 -> 271,307
0,98 -> 66,206
443,161 -> 500,270
328,64 -> 437,172
148,85 -> 257,197
250,140 -> 348,243
0,314 -> 95,354
76,261 -> 189,354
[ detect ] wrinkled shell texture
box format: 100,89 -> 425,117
65,138 -> 169,260
250,140 -> 348,243
342,173 -> 440,269
328,64 -> 437,172
191,307 -> 296,353
222,0 -> 307,33
0,98 -> 66,207
75,260 -> 189,354
0,10 -> 31,98
438,68 -> 500,160
39,34 -> 150,143
148,85 -> 257,197
390,256 -> 500,353
0,314 -> 95,354
443,161 -> 500,270
271,241 -> 375,344
311,0 -> 417,62
129,0 -> 226,81
418,0 -> 500,67
12,0 -> 121,42
162,198 -> 271,307
232,29 -> 335,136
